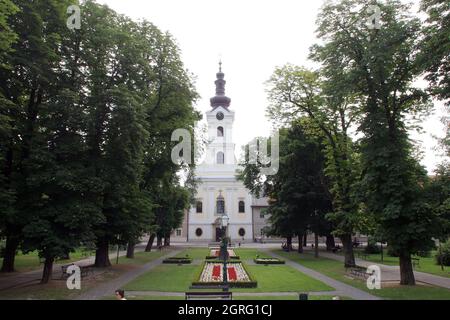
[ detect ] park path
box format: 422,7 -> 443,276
0,243 -> 149,291
264,249 -> 381,300
75,248 -> 182,300
314,250 -> 450,289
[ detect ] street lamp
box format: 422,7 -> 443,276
220,213 -> 230,292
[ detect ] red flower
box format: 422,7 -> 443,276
227,266 -> 237,281
212,265 -> 221,280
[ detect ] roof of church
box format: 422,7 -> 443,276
210,61 -> 231,109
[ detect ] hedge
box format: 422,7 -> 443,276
162,257 -> 192,264
253,258 -> 285,265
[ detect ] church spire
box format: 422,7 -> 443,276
210,61 -> 231,108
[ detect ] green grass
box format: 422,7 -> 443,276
123,264 -> 202,292
0,249 -> 171,300
175,248 -> 210,260
274,250 -> 450,300
234,249 -> 272,260
117,250 -> 167,265
0,248 -> 95,273
234,264 -> 334,293
122,249 -> 333,293
349,248 -> 450,278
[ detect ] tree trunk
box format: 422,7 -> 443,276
297,234 -> 303,253
303,233 -> 307,247
1,236 -> 19,272
126,242 -> 135,259
341,234 -> 355,267
314,233 -> 319,258
164,234 -> 170,246
145,234 -> 156,252
286,236 -> 293,251
94,238 -> 111,267
156,235 -> 162,247
399,252 -> 416,285
41,257 -> 54,284
326,235 -> 335,251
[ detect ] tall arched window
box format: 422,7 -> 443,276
196,201 -> 203,213
217,151 -> 224,164
216,194 -> 225,214
217,126 -> 224,137
238,201 -> 245,213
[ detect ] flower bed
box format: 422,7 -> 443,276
193,261 -> 257,288
209,249 -> 237,257
162,257 -> 192,264
206,249 -> 239,260
253,258 -> 285,265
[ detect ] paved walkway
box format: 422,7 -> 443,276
315,250 -> 450,289
75,249 -> 182,300
265,250 -> 381,300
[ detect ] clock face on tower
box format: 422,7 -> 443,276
216,112 -> 224,121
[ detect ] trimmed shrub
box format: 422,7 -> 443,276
162,257 -> 192,264
254,258 -> 285,265
205,255 -> 240,260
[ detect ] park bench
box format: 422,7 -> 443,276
61,263 -> 94,279
347,265 -> 370,279
331,245 -> 341,253
185,292 -> 232,300
352,241 -> 361,248
412,257 -> 420,269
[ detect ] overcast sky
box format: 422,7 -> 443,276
97,0 -> 446,173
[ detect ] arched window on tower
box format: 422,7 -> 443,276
216,193 -> 225,214
196,201 -> 203,213
217,151 -> 224,164
238,201 -> 245,213
217,126 -> 224,137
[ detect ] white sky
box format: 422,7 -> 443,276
97,0 -> 446,173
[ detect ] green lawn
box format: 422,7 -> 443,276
117,250 -> 167,265
124,264 -> 201,292
234,264 -> 334,292
234,249 -> 273,260
123,254 -> 334,293
0,249 -> 171,300
0,248 -> 95,273
349,248 -> 450,278
175,248 -> 210,260
274,250 -> 450,300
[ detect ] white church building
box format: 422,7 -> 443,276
177,63 -> 269,243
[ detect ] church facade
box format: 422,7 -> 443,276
181,64 -> 269,243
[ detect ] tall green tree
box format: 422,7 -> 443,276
420,0 -> 450,104
266,65 -> 361,266
238,121 -> 333,254
313,0 -> 440,284
0,0 -> 78,274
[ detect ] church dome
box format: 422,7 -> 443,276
210,61 -> 231,108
